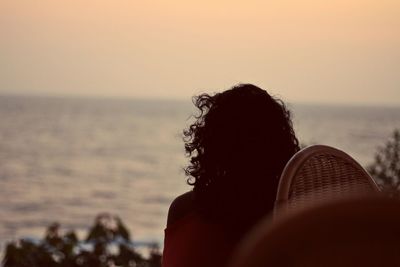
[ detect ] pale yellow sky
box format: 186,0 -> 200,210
1,0 -> 399,105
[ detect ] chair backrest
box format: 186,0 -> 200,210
274,145 -> 379,217
230,196 -> 400,267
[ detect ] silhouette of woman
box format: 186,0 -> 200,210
162,84 -> 299,267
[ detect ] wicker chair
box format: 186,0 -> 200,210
274,145 -> 380,217
229,196 -> 400,267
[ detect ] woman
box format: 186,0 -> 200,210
163,84 -> 299,267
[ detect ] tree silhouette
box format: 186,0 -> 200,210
367,129 -> 400,195
3,215 -> 162,267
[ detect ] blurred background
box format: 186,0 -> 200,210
1,0 -> 399,254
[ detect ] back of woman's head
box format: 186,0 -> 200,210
184,84 -> 299,236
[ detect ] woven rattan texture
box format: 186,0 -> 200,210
287,153 -> 374,210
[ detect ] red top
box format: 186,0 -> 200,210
162,212 -> 234,267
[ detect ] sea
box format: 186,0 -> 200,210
0,95 -> 399,254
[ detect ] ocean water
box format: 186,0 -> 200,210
0,95 -> 399,252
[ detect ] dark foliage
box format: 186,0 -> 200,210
3,214 -> 161,267
367,129 -> 400,195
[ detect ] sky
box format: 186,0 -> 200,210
1,0 -> 399,105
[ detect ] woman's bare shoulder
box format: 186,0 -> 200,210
166,191 -> 194,227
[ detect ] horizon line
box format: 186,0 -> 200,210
1,91 -> 399,108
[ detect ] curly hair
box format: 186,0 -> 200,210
183,84 -> 299,233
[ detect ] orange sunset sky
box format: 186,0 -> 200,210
1,0 -> 399,105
